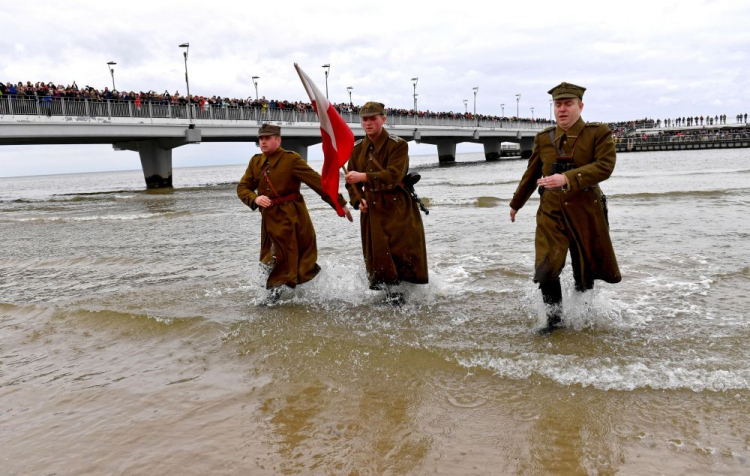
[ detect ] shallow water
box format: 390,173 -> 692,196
2,148 -> 749,474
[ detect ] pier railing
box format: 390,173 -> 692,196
617,131 -> 750,146
0,96 -> 549,130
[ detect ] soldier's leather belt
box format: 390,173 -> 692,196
270,193 -> 302,206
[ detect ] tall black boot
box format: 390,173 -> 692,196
538,280 -> 563,334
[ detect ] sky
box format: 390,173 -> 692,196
1,0 -> 749,178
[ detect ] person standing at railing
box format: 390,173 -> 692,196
237,124 -> 353,304
509,82 -> 621,335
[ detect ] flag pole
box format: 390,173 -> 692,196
341,165 -> 364,203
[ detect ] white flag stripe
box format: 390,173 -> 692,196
294,64 -> 339,151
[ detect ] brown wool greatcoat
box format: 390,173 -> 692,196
346,129 -> 428,289
237,147 -> 346,289
510,117 -> 621,286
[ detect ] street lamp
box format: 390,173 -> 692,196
106,61 -> 117,91
549,99 -> 553,121
347,86 -> 353,105
322,64 -> 330,99
500,103 -> 505,118
463,99 -> 468,114
515,93 -> 521,119
411,77 -> 418,112
178,43 -> 191,120
531,107 -> 535,121
472,87 -> 479,126
252,76 -> 260,100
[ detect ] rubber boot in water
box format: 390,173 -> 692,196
538,280 -> 563,335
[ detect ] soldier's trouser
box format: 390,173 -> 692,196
535,191 -> 595,293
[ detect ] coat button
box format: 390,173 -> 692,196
564,202 -> 569,205
577,173 -> 582,177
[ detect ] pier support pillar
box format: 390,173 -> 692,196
113,127 -> 201,189
137,141 -> 173,189
483,141 -> 502,161
437,140 -> 456,163
520,137 -> 535,159
282,139 -> 308,160
281,137 -> 322,161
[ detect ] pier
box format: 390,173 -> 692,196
0,97 -> 540,188
615,124 -> 750,153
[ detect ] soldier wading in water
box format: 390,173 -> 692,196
238,124 -> 352,303
345,102 -> 429,305
510,83 -> 621,334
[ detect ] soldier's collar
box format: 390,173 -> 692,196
555,117 -> 585,140
365,128 -> 390,154
264,146 -> 285,163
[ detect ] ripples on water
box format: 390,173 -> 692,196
2,149 -> 750,474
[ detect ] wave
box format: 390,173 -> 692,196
457,353 -> 750,392
421,196 -> 506,207
425,179 -> 518,188
0,210 -> 191,223
612,189 -> 743,200
615,168 -> 750,179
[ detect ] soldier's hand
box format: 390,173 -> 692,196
345,171 -> 367,184
359,199 -> 368,214
537,173 -> 567,189
343,207 -> 353,222
510,207 -> 517,222
254,195 -> 272,208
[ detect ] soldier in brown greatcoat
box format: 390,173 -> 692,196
238,124 -> 352,302
345,102 -> 428,304
510,83 -> 621,334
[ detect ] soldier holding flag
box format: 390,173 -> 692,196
345,102 -> 429,304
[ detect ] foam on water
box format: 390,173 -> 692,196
456,352 -> 750,392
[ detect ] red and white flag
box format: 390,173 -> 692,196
294,63 -> 354,217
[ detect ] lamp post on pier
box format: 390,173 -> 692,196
178,43 -> 191,120
106,61 -> 117,91
347,86 -> 353,105
500,103 -> 505,118
463,99 -> 468,114
531,107 -> 535,121
473,87 -> 479,126
549,99 -> 553,121
322,64 -> 330,99
411,77 -> 418,111
515,93 -> 521,119
252,76 -> 260,100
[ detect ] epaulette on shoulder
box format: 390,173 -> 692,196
586,122 -> 602,126
389,135 -> 402,142
252,153 -> 263,159
354,139 -> 363,146
536,126 -> 555,136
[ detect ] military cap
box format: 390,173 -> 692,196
548,82 -> 586,100
257,123 -> 281,137
360,101 -> 386,117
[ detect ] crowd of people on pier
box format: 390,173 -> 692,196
608,114 -> 748,131
0,79 -> 553,124
3,79 -> 746,132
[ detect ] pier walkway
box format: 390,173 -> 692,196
0,97 -> 541,188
